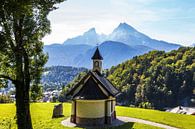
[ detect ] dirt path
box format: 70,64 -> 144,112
61,116 -> 179,129
117,116 -> 179,129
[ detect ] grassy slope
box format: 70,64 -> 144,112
1,103 -> 195,129
0,103 -> 161,129
116,106 -> 195,129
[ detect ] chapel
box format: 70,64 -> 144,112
66,47 -> 120,125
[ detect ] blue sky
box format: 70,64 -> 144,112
43,0 -> 195,46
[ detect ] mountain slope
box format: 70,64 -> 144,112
63,22 -> 181,51
44,41 -> 152,68
75,41 -> 152,68
63,28 -> 106,46
109,23 -> 181,51
190,43 -> 195,47
44,44 -> 93,66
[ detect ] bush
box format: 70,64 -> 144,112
0,95 -> 13,103
138,102 -> 153,109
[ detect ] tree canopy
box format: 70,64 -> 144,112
108,47 -> 195,109
0,0 -> 64,129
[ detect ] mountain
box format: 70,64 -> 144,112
63,28 -> 106,46
44,41 -> 152,68
44,44 -> 93,66
44,22 -> 181,68
63,22 -> 181,51
109,23 -> 181,51
41,66 -> 87,90
75,41 -> 152,68
190,43 -> 195,47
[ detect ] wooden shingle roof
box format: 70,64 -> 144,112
66,71 -> 120,100
73,77 -> 108,100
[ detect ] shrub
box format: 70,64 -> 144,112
0,95 -> 13,103
138,102 -> 153,109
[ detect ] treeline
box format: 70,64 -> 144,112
107,47 -> 195,109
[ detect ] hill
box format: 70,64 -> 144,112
0,103 -> 195,129
41,66 -> 87,91
44,23 -> 181,68
107,47 -> 195,109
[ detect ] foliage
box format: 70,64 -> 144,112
0,79 -> 8,89
1,103 -> 195,129
107,47 -> 195,109
138,102 -> 153,109
30,84 -> 43,102
52,96 -> 58,102
0,0 -> 64,128
42,66 -> 87,91
0,95 -> 13,103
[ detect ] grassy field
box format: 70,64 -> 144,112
0,103 -> 161,129
0,103 -> 194,129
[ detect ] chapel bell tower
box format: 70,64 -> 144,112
91,47 -> 103,73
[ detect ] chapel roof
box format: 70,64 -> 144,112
66,71 -> 120,100
91,47 -> 103,60
73,77 -> 108,100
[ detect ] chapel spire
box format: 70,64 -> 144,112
91,46 -> 103,73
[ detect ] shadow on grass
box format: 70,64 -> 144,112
81,122 -> 134,129
108,122 -> 134,129
61,117 -> 134,129
79,122 -> 134,129
0,118 -> 16,129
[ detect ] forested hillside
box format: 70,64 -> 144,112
41,66 -> 87,90
107,47 -> 195,109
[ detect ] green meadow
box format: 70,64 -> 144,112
0,103 -> 195,129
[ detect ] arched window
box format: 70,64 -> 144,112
95,61 -> 99,67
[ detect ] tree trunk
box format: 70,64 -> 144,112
15,47 -> 33,129
15,82 -> 33,129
